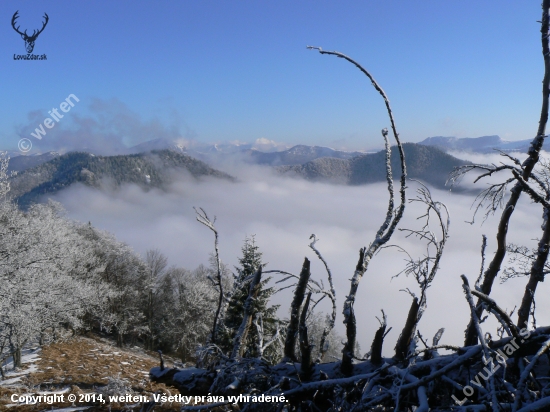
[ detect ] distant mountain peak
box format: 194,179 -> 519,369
278,143 -> 468,189
418,135 -> 545,154
9,150 -> 233,209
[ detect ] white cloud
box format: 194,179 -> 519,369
252,137 -> 288,152
50,161 -> 550,355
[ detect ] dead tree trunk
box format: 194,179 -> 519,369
307,49 -> 407,375
517,209 -> 550,329
309,235 -> 337,363
195,207 -> 225,345
299,292 -> 313,380
394,297 -> 420,361
283,258 -> 310,362
341,248 -> 363,375
465,0 -> 550,346
370,310 -> 389,365
231,266 -> 263,359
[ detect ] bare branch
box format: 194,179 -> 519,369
469,288 -> 520,338
461,275 -> 500,412
283,258 -> 311,362
307,48 -> 407,374
299,292 -> 314,380
512,168 -> 550,209
308,234 -> 337,363
513,336 -> 550,411
194,207 -> 224,345
475,235 -> 488,291
465,0 -> 550,345
462,276 -> 490,353
231,266 -> 263,359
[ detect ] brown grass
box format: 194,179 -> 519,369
0,334 -> 181,411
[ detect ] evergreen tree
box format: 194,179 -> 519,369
220,236 -> 280,361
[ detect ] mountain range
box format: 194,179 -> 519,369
7,141 -> 472,209
9,150 -> 233,208
243,145 -> 365,166
7,151 -> 60,173
417,135 -> 550,153
278,143 -> 467,188
12,133 -> 533,207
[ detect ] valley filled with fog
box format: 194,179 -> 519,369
49,155 -> 550,355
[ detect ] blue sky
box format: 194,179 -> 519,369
0,1 -> 544,152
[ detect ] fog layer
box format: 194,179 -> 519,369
51,162 -> 550,354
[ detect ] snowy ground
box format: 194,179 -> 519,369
1,348 -> 41,388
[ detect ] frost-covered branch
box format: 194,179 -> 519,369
464,0 -> 550,346
231,266 -> 262,359
475,235 -> 488,291
470,288 -> 520,338
308,234 -> 336,363
307,47 -> 407,374
298,292 -> 313,380
390,183 -> 449,361
283,258 -> 311,362
194,207 -> 225,345
512,168 -> 550,209
513,336 -> 550,411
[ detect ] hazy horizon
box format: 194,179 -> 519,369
1,1 -> 546,154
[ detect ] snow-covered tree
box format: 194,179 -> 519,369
76,223 -> 148,347
220,236 -> 280,361
155,266 -> 219,362
144,249 -> 168,350
0,201 -> 104,367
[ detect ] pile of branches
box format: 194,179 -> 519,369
151,3 -> 550,409
151,263 -> 550,411
151,242 -> 550,411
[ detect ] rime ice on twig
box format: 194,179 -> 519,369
308,234 -> 336,363
194,207 -> 225,345
308,46 -> 407,374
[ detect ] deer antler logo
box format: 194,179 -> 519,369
11,11 -> 49,54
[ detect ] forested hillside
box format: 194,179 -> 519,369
245,144 -> 364,166
278,143 -> 467,189
8,150 -> 233,208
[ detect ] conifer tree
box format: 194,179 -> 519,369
220,236 -> 280,361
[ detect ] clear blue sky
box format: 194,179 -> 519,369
0,1 -> 545,152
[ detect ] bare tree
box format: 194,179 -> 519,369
194,207 -> 225,345
144,249 -> 168,350
391,182 -> 450,361
308,235 -> 337,363
449,0 -> 550,345
307,47 -> 407,375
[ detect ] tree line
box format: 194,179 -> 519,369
0,153 -> 342,375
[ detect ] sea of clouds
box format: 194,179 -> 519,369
51,157 -> 550,356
